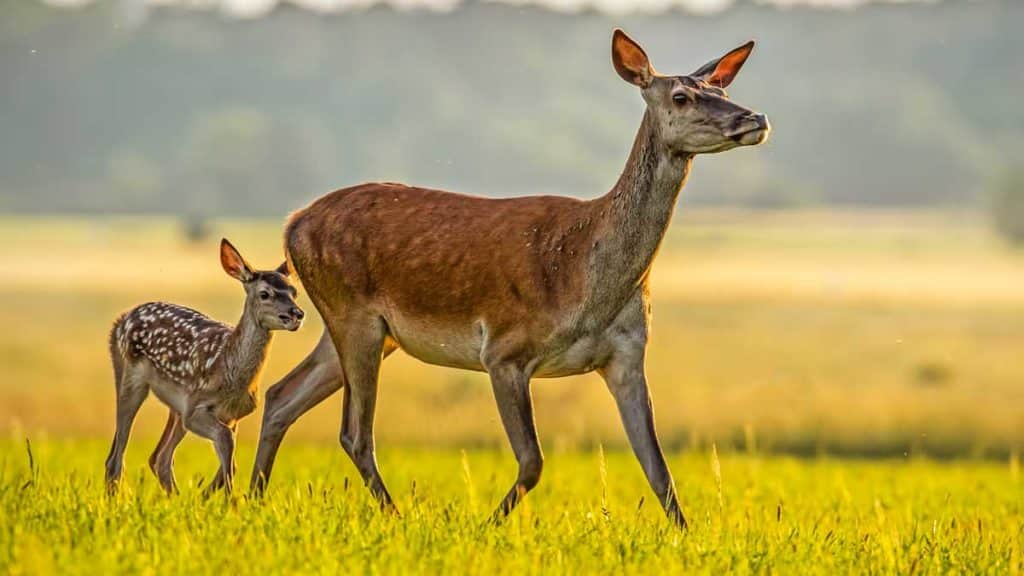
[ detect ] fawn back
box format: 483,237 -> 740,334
111,302 -> 232,391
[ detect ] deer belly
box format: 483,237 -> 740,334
149,378 -> 189,415
386,315 -> 485,372
534,334 -> 613,378
218,391 -> 258,421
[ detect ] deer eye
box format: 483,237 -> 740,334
259,290 -> 270,301
672,92 -> 689,105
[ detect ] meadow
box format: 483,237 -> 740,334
1,440 -> 1021,574
0,210 -> 1022,574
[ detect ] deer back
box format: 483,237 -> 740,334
112,302 -> 231,389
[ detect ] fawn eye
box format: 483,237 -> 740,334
259,290 -> 270,301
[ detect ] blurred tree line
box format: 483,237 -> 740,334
0,0 -> 1022,229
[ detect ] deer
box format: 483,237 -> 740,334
105,239 -> 304,495
250,29 -> 770,528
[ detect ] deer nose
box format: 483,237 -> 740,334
748,112 -> 769,130
291,307 -> 305,320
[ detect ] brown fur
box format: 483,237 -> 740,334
252,29 -> 771,528
286,185 -> 596,365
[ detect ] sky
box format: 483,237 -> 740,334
42,0 -> 938,18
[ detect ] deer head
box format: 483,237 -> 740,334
612,29 -> 770,155
220,238 -> 304,332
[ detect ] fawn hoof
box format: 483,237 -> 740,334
668,507 -> 688,530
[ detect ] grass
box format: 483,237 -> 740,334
1,211 -> 1023,573
1,439 -> 1021,575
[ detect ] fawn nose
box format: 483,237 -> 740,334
291,307 -> 305,320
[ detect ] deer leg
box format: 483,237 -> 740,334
251,330 -> 343,495
203,423 -> 238,496
105,369 -> 150,493
148,411 -> 177,475
599,348 -> 686,529
333,316 -> 395,511
148,410 -> 186,494
205,469 -> 224,495
184,405 -> 235,496
488,363 -> 543,522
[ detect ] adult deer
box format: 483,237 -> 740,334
251,29 -> 769,528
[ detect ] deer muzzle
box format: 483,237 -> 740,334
726,112 -> 771,146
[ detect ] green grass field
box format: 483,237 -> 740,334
1,440 -> 1021,574
1,211 -> 1023,574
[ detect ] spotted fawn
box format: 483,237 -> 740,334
105,238 -> 304,495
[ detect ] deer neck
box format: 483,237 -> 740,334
221,308 -> 273,392
589,109 -> 693,299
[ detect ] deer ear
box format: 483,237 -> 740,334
275,260 -> 292,278
220,238 -> 254,282
612,29 -> 654,88
693,40 -> 755,89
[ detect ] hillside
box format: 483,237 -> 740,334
1,0 -> 1021,215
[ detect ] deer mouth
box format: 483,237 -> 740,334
726,115 -> 771,146
279,314 -> 303,331
730,127 -> 769,146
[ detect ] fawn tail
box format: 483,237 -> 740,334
108,315 -> 128,389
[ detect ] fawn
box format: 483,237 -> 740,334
105,238 -> 304,495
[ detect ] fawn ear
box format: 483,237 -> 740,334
220,238 -> 254,282
693,40 -> 755,89
612,29 -> 654,89
275,260 -> 292,278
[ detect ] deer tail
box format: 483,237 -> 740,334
282,207 -> 312,280
108,314 -> 128,389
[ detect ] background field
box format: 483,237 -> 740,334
2,211 -> 1022,457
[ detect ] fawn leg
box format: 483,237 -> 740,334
184,405 -> 235,496
148,410 -> 186,494
105,368 -> 149,493
203,423 -> 238,496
